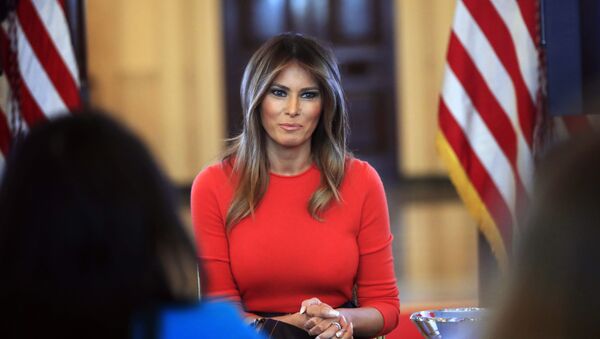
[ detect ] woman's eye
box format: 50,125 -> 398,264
301,91 -> 319,99
271,89 -> 286,97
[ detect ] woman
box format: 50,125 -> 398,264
192,33 -> 400,338
0,111 -> 259,339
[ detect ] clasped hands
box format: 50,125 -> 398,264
295,297 -> 354,339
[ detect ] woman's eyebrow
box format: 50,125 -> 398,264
270,83 -> 319,92
270,83 -> 289,90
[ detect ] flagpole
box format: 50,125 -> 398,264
63,0 -> 89,106
478,232 -> 499,307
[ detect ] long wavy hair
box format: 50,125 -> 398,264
224,33 -> 350,228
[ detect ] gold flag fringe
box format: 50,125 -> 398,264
436,131 -> 508,272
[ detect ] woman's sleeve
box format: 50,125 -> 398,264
191,166 -> 242,304
356,164 -> 400,335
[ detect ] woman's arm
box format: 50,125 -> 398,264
191,166 -> 242,302
336,307 -> 382,336
352,163 -> 400,335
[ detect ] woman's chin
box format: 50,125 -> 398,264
271,138 -> 310,150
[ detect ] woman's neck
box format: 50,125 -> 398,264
267,143 -> 313,176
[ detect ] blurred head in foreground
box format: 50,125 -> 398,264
487,132 -> 600,339
0,110 -> 198,339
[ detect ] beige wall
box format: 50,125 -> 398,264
87,0 -> 455,183
395,0 -> 456,176
87,0 -> 225,185
399,199 -> 478,304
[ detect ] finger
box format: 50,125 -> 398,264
336,316 -> 351,338
306,303 -> 339,318
308,320 -> 342,338
335,321 -> 353,339
337,328 -> 352,339
340,328 -> 353,339
300,297 -> 321,314
314,322 -> 340,339
308,318 -> 333,336
303,316 -> 323,330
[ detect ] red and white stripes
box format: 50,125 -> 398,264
0,0 -> 79,168
437,0 -> 540,268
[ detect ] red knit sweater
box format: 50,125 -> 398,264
191,158 -> 400,334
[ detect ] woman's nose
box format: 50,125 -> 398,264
285,95 -> 300,117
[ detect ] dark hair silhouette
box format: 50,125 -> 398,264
487,132 -> 600,339
0,110 -> 198,339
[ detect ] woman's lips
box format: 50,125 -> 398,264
279,123 -> 302,131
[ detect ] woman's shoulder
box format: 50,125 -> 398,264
345,157 -> 380,180
341,158 -> 385,196
191,161 -> 236,200
193,160 -> 233,186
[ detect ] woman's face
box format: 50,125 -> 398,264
260,61 -> 322,154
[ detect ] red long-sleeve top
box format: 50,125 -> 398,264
191,158 -> 400,335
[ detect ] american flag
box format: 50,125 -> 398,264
437,0 -> 541,270
0,0 -> 80,172
438,0 -> 600,269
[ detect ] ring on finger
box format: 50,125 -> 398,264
331,321 -> 342,331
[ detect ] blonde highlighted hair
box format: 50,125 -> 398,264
224,33 -> 350,228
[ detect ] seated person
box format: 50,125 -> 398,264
192,32 -> 399,339
0,110 -> 261,339
486,132 -> 600,339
